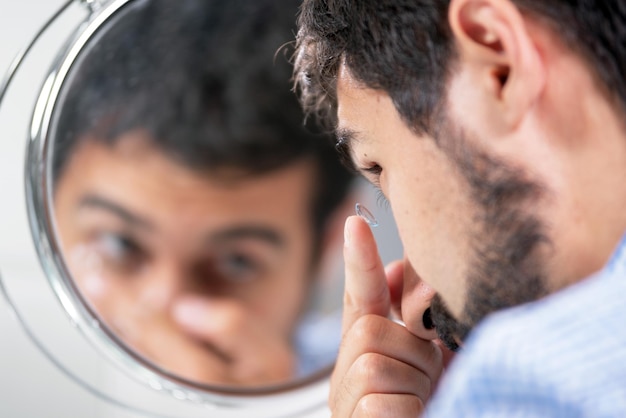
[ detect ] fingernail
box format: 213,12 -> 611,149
344,217 -> 352,246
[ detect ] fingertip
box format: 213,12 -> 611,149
343,215 -> 367,247
343,215 -> 381,275
342,215 -> 390,324
343,215 -> 356,247
172,298 -> 208,331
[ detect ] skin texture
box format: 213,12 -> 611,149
53,132 -> 339,387
328,0 -> 626,415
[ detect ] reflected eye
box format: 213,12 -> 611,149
95,232 -> 145,273
100,233 -> 137,256
213,252 -> 262,283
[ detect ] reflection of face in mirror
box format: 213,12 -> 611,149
50,0 -> 355,388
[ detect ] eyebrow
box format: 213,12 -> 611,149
77,194 -> 154,230
208,225 -> 285,249
77,194 -> 284,248
335,127 -> 360,172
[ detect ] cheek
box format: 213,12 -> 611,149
66,244 -> 115,310
253,246 -> 312,336
391,186 -> 447,289
387,159 -> 472,316
388,164 -> 452,270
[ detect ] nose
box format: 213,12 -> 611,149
138,262 -> 186,313
400,258 -> 439,341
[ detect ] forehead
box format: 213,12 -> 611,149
336,64 -> 378,122
336,65 -> 407,152
55,136 -> 318,228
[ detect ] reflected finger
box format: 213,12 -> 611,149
126,312 -> 231,383
173,296 -> 249,355
173,296 -> 296,383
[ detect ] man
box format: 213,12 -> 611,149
51,0 -> 356,387
294,0 -> 626,415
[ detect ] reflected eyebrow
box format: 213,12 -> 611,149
77,194 -> 153,230
208,225 -> 285,249
334,127 -> 360,172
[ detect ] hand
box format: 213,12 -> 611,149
96,293 -> 296,386
329,215 -> 444,417
78,265 -> 296,386
170,296 -> 297,386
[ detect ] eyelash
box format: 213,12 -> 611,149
362,164 -> 390,210
375,188 -> 390,210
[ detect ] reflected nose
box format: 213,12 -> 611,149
138,262 -> 186,313
400,258 -> 439,341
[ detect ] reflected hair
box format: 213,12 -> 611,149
53,0 -> 355,242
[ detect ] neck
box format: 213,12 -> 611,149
552,90 -> 626,289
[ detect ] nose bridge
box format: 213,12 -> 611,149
138,259 -> 186,312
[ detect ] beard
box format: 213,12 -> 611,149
428,118 -> 551,352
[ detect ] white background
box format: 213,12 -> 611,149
0,1 -> 149,416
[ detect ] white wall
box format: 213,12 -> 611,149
0,2 -> 161,416
0,3 -> 122,417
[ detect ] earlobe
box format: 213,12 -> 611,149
448,0 -> 545,130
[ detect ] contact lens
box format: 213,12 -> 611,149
355,203 -> 379,227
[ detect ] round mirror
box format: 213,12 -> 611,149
0,0 -> 402,416
48,0 -> 352,391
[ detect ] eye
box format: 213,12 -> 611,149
363,163 -> 382,176
360,163 -> 383,190
95,232 -> 145,272
361,164 -> 390,210
212,252 -> 264,283
100,233 -> 139,257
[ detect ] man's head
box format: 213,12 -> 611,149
52,0 -> 354,385
294,0 -> 626,348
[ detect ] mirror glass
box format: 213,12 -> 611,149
39,0 -> 402,394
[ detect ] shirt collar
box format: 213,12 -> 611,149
606,231 -> 626,275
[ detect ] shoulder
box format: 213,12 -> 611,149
425,270 -> 626,417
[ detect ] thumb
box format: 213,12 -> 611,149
385,259 -> 405,321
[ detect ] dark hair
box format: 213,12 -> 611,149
293,0 -> 626,135
53,0 -> 355,243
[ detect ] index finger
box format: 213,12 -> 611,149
342,215 -> 391,335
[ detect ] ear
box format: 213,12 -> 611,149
448,0 -> 545,130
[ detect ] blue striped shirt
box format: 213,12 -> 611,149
425,233 -> 626,417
